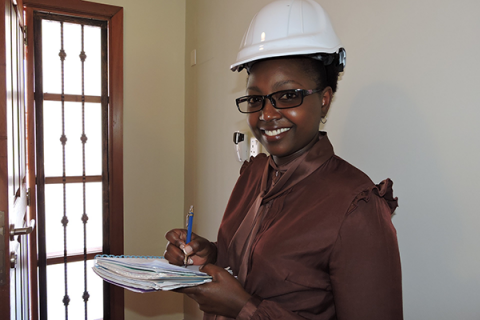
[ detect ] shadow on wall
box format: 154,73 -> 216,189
339,82 -> 479,318
229,68 -> 248,95
125,290 -> 183,318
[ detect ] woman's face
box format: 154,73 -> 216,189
246,58 -> 332,162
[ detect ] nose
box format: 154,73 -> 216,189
259,98 -> 281,121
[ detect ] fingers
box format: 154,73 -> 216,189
164,241 -> 186,265
177,264 -> 250,317
164,229 -> 188,266
199,263 -> 219,274
164,229 -> 216,266
165,229 -> 187,247
173,286 -> 198,294
164,229 -> 201,265
189,239 -> 218,266
187,237 -> 207,256
199,264 -> 229,281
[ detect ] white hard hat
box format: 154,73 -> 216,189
231,0 -> 346,72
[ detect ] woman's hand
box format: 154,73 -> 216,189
178,264 -> 251,318
164,229 -> 217,266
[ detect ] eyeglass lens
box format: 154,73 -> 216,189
237,89 -> 304,113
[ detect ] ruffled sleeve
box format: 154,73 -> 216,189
347,178 -> 398,215
329,178 -> 403,320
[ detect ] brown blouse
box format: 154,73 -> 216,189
206,132 -> 403,320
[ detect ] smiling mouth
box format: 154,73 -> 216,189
263,127 -> 291,137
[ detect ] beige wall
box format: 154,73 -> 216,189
185,0 -> 480,319
94,0 -> 186,319
183,1 -> 267,318
90,0 -> 480,319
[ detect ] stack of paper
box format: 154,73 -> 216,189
93,255 -> 212,293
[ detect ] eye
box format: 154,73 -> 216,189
278,90 -> 299,101
247,96 -> 263,105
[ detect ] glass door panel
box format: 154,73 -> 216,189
42,19 -> 61,94
44,182 -> 103,256
47,260 -> 104,320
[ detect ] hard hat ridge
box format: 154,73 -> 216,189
231,0 -> 346,72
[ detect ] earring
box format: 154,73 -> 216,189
320,117 -> 327,124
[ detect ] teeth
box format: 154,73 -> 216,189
264,128 -> 290,137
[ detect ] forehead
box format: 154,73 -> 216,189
247,58 -> 315,91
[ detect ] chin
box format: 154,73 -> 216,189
265,147 -> 291,158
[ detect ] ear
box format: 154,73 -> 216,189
320,87 -> 333,118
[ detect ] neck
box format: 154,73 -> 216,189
273,132 -> 319,166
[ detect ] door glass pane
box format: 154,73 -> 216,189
42,20 -> 61,94
43,101 -> 86,177
85,103 -> 102,176
42,21 -> 102,96
84,25 -> 101,96
45,182 -> 103,255
43,101 -> 62,177
63,101 -> 83,176
43,102 -> 102,177
47,260 -> 104,320
63,22 -> 82,95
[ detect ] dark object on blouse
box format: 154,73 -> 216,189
206,132 -> 403,320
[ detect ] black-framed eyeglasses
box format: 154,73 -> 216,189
235,88 -> 322,114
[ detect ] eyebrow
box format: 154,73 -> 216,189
272,80 -> 304,91
247,79 -> 304,94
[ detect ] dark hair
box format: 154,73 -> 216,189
247,55 -> 341,93
298,56 -> 341,93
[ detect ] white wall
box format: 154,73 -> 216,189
185,0 -> 480,319
323,1 -> 480,318
94,1 -> 186,319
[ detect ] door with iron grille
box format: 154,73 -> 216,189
0,1 -> 124,318
34,12 -> 108,320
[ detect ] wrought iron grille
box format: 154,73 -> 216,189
34,12 -> 108,320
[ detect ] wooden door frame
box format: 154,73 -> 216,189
23,0 -> 124,319
0,0 -> 29,317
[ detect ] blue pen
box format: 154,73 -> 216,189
184,205 -> 194,266
186,205 -> 194,244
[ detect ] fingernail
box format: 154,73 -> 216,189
188,258 -> 193,265
184,245 -> 193,255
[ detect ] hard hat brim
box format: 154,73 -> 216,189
230,46 -> 344,72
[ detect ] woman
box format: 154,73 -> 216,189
165,1 -> 403,319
